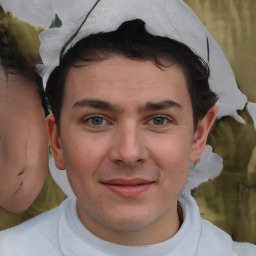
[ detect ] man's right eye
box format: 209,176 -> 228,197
83,116 -> 108,126
90,117 -> 104,125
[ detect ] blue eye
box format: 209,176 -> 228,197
90,117 -> 104,125
151,117 -> 167,125
83,116 -> 108,126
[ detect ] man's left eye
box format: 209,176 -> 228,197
149,116 -> 169,125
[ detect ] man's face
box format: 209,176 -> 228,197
0,71 -> 48,213
49,55 -> 215,245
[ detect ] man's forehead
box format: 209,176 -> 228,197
62,56 -> 190,108
66,56 -> 183,84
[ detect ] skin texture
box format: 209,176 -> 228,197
47,55 -> 217,246
0,70 -> 48,213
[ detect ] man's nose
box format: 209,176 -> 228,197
108,123 -> 148,166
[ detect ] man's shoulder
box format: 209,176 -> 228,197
0,199 -> 70,256
197,218 -> 256,256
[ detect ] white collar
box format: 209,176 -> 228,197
58,192 -> 201,256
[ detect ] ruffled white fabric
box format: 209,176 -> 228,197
186,145 -> 223,190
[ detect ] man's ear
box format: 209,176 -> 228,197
46,114 -> 65,170
190,105 -> 218,162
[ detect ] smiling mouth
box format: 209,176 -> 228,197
101,178 -> 154,197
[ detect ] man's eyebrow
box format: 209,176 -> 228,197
72,99 -> 182,112
72,99 -> 118,111
138,100 -> 182,112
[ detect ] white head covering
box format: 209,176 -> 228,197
39,0 -> 247,189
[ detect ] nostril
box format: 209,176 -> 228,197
114,158 -> 145,167
114,159 -> 125,165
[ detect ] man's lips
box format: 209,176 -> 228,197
101,178 -> 154,197
102,178 -> 154,186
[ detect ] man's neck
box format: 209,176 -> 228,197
76,201 -> 182,246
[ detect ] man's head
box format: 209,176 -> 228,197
0,8 -> 48,213
46,19 -> 218,245
46,20 -> 217,132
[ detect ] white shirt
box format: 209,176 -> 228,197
0,192 -> 255,256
